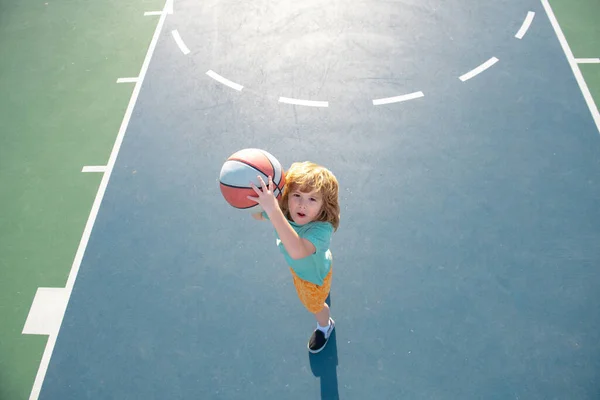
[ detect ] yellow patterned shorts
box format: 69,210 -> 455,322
290,266 -> 332,313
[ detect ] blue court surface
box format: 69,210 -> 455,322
39,0 -> 600,399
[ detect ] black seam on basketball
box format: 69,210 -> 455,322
236,203 -> 261,209
261,150 -> 277,184
228,157 -> 272,179
220,182 -> 262,190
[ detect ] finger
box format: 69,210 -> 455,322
268,175 -> 274,192
246,195 -> 260,203
249,182 -> 262,195
257,176 -> 267,192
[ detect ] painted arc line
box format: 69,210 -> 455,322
459,57 -> 499,82
515,11 -> 535,39
82,166 -> 107,173
278,97 -> 329,108
542,0 -> 600,134
206,70 -> 244,91
373,91 -> 424,106
27,0 -> 172,399
116,77 -> 138,83
171,30 -> 190,55
144,11 -> 162,16
576,58 -> 600,64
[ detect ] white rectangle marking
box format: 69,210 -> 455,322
459,57 -> 499,82
144,11 -> 162,16
575,58 -> 600,64
278,97 -> 329,108
171,30 -> 190,55
515,11 -> 535,39
82,166 -> 107,173
206,70 -> 244,91
373,91 -> 424,106
22,288 -> 69,337
116,77 -> 138,83
542,0 -> 600,135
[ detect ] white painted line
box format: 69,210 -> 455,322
542,0 -> 600,134
459,57 -> 499,82
576,58 -> 600,64
278,97 -> 329,108
144,11 -> 162,16
515,11 -> 535,39
171,30 -> 190,55
373,91 -> 424,106
28,0 -> 172,398
81,166 -> 107,173
165,0 -> 173,15
116,77 -> 138,83
206,70 -> 244,91
22,288 -> 69,337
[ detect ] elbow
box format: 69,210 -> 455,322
288,249 -> 308,260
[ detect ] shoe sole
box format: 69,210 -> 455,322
308,319 -> 335,354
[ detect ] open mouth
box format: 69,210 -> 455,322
297,212 -> 306,218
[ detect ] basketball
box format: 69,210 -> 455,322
219,148 -> 286,211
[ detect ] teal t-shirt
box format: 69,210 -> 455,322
262,212 -> 333,286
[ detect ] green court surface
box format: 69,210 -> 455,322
1,0 -> 598,399
0,1 -> 162,399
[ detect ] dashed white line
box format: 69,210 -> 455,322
81,166 -> 107,173
278,97 -> 329,108
171,30 -> 190,55
515,11 -> 535,39
576,58 -> 600,64
116,77 -> 138,83
206,70 -> 244,91
542,0 -> 600,134
459,57 -> 499,82
373,91 -> 424,106
27,0 -> 173,398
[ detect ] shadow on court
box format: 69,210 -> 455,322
309,294 -> 339,400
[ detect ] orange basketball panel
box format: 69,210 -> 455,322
220,184 -> 261,209
228,149 -> 275,178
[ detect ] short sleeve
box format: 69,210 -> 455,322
300,222 -> 333,253
261,211 -> 269,220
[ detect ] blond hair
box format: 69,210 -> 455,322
280,161 -> 340,231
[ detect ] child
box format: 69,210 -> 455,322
248,161 -> 340,353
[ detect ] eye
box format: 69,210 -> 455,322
310,198 -> 317,202
292,193 -> 300,197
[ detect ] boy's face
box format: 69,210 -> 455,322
288,188 -> 323,225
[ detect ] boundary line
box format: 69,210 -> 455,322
541,0 -> 600,134
27,0 -> 172,399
